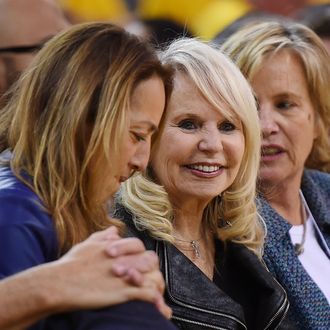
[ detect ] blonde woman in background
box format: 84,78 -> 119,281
116,38 -> 289,330
222,21 -> 330,329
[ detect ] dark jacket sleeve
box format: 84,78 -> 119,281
43,301 -> 178,330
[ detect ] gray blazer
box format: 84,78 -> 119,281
259,169 -> 330,330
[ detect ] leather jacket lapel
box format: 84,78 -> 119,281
157,240 -> 288,330
222,242 -> 289,330
158,241 -> 247,329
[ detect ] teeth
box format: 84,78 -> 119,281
188,165 -> 221,172
263,148 -> 279,155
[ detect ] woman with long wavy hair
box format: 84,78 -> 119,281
0,22 -> 176,330
116,38 -> 290,330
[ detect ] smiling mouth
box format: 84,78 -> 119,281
185,164 -> 223,173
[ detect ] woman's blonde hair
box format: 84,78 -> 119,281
221,21 -> 330,173
118,38 -> 264,256
0,22 -> 172,253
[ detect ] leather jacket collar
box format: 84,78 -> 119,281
157,240 -> 289,330
158,241 -> 246,329
116,206 -> 289,330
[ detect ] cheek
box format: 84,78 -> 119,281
226,135 -> 245,165
127,144 -> 137,159
289,115 -> 315,144
120,139 -> 137,165
104,176 -> 118,195
151,144 -> 180,185
305,110 -> 318,140
312,114 -> 320,140
151,145 -> 172,175
153,132 -> 182,163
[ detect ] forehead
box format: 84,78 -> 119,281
254,50 -> 309,94
0,1 -> 69,46
129,75 -> 165,126
168,73 -> 207,113
167,72 -> 237,121
321,37 -> 330,55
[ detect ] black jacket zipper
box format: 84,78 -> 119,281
261,260 -> 290,330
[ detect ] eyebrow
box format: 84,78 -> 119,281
274,92 -> 302,100
256,92 -> 303,104
132,121 -> 158,133
173,111 -> 230,121
172,112 -> 200,120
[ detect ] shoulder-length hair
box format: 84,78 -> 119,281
221,21 -> 330,173
0,22 -> 173,253
119,38 -> 264,257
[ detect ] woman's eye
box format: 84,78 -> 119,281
132,132 -> 145,142
276,101 -> 294,110
177,120 -> 197,130
219,121 -> 236,132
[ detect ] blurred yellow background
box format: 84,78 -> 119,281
58,0 -> 330,40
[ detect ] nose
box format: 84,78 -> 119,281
198,127 -> 223,153
259,105 -> 279,138
129,143 -> 150,172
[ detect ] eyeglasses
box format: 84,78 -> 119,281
0,35 -> 53,54
0,42 -> 45,54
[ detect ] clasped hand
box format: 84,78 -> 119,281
52,226 -> 171,319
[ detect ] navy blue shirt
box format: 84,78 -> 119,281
0,163 -> 177,330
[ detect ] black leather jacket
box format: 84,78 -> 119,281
117,207 -> 290,330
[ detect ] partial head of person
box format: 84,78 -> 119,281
297,4 -> 330,54
119,38 -> 264,256
221,21 -> 330,187
0,22 -> 173,252
0,0 -> 69,99
212,13 -> 292,47
247,0 -> 307,17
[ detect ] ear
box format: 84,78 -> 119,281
313,111 -> 321,140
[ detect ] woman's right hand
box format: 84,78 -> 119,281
107,236 -> 171,318
47,227 -> 171,318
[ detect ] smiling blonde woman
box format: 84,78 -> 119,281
116,38 -> 290,330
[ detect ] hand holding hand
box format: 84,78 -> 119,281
48,227 -> 171,318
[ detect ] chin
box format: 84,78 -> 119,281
259,173 -> 283,189
192,191 -> 222,202
260,165 -> 281,180
102,183 -> 120,202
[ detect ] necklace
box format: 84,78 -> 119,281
294,199 -> 307,256
174,237 -> 202,259
174,234 -> 216,279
